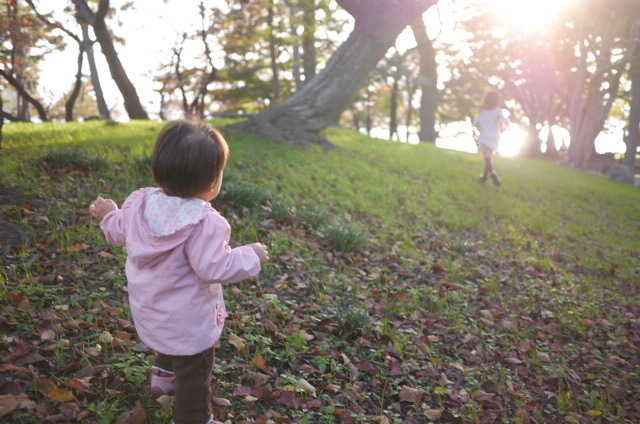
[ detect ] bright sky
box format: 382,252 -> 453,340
39,0 -> 226,118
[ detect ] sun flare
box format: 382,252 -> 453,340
487,0 -> 567,30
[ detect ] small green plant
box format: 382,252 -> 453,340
264,198 -> 296,222
219,180 -> 272,208
297,205 -> 331,229
324,222 -> 366,252
331,307 -> 372,339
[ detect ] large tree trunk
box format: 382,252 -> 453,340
624,35 -> 640,168
229,0 -> 438,146
410,17 -> 438,142
72,0 -> 148,120
565,23 -> 623,169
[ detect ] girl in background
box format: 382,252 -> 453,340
474,91 -> 510,186
90,121 -> 269,424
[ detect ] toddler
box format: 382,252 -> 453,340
90,120 -> 269,424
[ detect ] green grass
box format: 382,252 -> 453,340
1,120 -> 639,423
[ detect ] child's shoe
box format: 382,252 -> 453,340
478,173 -> 488,183
150,366 -> 176,395
490,171 -> 501,186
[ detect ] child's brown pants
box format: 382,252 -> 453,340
154,346 -> 215,424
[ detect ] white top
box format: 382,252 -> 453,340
474,108 -> 510,151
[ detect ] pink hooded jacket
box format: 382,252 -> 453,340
101,187 -> 261,356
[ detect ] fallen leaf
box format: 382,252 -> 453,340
66,243 -> 89,252
63,379 -> 86,393
97,250 -> 115,259
504,357 -> 523,365
297,378 -> 316,396
212,397 -> 231,407
472,389 -> 495,402
536,352 -> 551,363
233,386 -> 253,397
45,388 -> 74,403
399,386 -> 424,403
424,409 -> 443,420
116,402 -> 147,424
228,333 -> 246,351
0,395 -> 20,418
40,329 -> 56,341
156,395 -> 174,415
279,390 -> 302,409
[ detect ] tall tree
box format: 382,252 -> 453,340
301,0 -> 317,84
81,22 -> 110,120
0,0 -> 55,121
26,0 -> 86,121
72,0 -> 148,120
229,0 -> 439,146
623,22 -> 640,168
411,16 -> 438,142
564,9 -> 630,169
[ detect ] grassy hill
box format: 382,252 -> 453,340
1,121 -> 638,423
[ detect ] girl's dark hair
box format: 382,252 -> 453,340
152,120 -> 229,198
482,91 -> 501,110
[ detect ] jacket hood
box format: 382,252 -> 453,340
129,188 -> 212,269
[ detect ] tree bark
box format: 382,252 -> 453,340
1,93 -> 4,151
268,6 -> 282,104
411,17 -> 438,142
565,23 -> 623,169
302,0 -> 317,84
229,0 -> 438,146
287,2 -> 303,90
624,35 -> 640,168
0,69 -> 48,122
72,0 -> 148,120
390,74 -> 399,140
82,23 -> 110,119
65,48 -> 85,122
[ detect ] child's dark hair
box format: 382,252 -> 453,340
152,120 -> 229,198
482,91 -> 501,110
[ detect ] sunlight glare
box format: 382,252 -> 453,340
498,124 -> 527,157
487,0 -> 566,30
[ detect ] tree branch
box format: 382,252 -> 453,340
0,69 -> 49,122
71,0 -> 96,26
25,0 -> 81,43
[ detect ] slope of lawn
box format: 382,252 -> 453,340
1,120 -> 638,424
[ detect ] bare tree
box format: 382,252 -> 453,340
72,0 -> 148,120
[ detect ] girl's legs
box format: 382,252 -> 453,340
172,346 -> 215,424
480,146 -> 501,186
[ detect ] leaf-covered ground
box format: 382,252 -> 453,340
1,123 -> 639,424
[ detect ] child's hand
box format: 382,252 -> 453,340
250,243 -> 270,264
90,196 -> 118,221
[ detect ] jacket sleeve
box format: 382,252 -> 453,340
100,190 -> 142,247
185,213 -> 262,285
